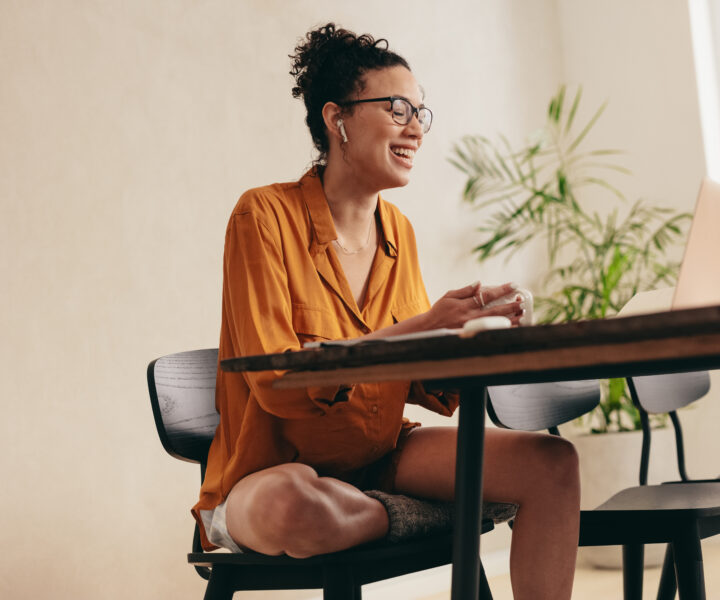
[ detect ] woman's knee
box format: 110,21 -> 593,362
241,464 -> 333,545
529,434 -> 580,491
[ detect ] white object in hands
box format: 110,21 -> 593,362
481,286 -> 534,326
461,316 -> 512,335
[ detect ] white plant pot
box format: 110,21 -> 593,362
568,426 -> 677,569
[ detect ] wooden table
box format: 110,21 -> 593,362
222,306 -> 720,600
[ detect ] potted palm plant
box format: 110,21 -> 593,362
450,85 -> 690,432
450,86 -> 692,566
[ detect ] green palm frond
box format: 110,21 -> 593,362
449,85 -> 691,433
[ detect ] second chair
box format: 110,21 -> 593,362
487,372 -> 720,600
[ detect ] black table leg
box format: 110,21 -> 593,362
451,383 -> 487,600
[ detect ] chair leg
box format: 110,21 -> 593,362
657,545 -> 677,600
622,543 -> 644,600
323,564 -> 356,600
203,566 -> 235,600
479,560 -> 494,600
672,531 -> 705,600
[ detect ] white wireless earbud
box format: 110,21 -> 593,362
337,119 -> 348,143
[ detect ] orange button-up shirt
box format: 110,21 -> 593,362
192,169 -> 458,549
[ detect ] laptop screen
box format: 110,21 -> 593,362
672,177 -> 720,310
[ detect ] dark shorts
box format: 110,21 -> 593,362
336,422 -> 420,493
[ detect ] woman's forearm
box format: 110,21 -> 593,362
360,311 -> 436,340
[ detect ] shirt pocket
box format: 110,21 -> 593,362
291,304 -> 340,345
390,300 -> 426,324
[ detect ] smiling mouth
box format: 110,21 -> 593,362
390,146 -> 416,167
391,146 -> 416,159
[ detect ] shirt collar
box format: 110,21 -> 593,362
299,167 -> 397,258
376,194 -> 398,258
300,168 -> 336,249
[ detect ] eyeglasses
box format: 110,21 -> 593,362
340,96 -> 433,134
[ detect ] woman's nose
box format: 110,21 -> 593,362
405,113 -> 424,138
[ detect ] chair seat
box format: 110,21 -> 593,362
188,526 -> 495,590
580,482 -> 720,546
596,482 -> 720,513
189,531 -> 460,568
187,498 -> 516,592
188,494 -> 517,594
188,496 -> 517,568
190,496 -> 516,570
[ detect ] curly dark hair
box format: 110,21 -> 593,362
289,23 -> 410,164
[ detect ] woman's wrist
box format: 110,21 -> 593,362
361,310 -> 433,341
414,309 -> 436,331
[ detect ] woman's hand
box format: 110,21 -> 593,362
425,281 -> 524,330
362,281 -> 525,342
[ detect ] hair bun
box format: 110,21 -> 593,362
289,23 -> 408,164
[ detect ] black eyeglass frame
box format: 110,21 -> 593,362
339,96 -> 433,133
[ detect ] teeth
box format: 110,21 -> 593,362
391,147 -> 415,158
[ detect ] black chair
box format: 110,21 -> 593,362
487,380 -> 602,437
628,371 -> 718,600
148,349 -> 516,600
487,375 -> 720,600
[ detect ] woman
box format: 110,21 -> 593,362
193,23 -> 580,599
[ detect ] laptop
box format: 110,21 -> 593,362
617,178 -> 720,317
672,177 -> 720,310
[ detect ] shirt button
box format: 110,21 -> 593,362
371,405 -> 378,414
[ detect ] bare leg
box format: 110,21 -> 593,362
224,463 -> 389,558
394,426 -> 580,600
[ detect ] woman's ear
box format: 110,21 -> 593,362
322,102 -> 345,143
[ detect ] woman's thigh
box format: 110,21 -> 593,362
223,462 -> 389,556
393,426 -> 578,503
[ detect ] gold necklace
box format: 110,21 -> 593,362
333,218 -> 375,255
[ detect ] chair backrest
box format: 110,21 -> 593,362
628,370 -> 711,484
629,371 -> 711,414
487,380 -> 601,431
147,348 -> 220,464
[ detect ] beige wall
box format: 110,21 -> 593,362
0,1 -> 711,598
557,0 -> 705,211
